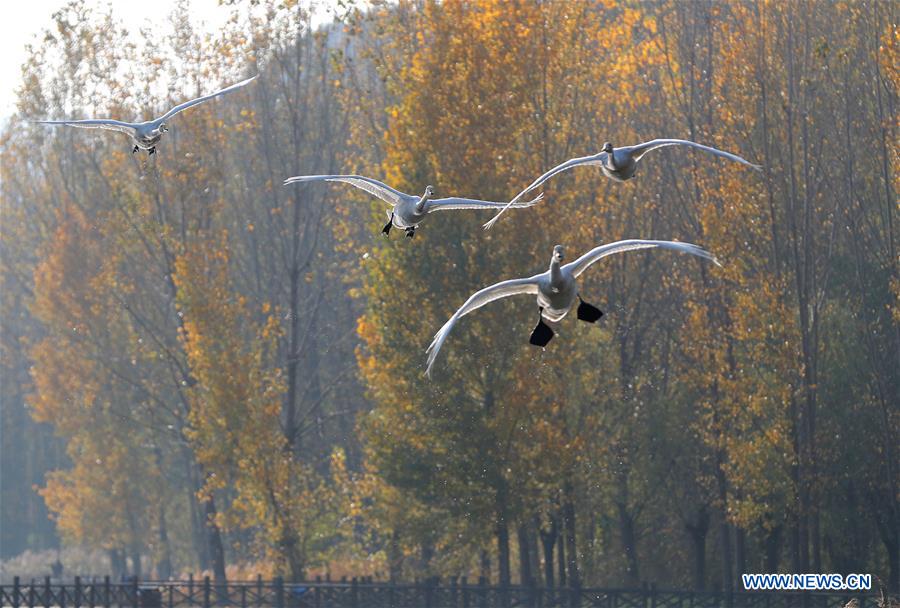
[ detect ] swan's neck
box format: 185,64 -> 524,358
605,149 -> 618,170
415,194 -> 429,213
550,260 -> 563,285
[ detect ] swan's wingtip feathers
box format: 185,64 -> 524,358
523,192 -> 544,207
482,216 -> 499,230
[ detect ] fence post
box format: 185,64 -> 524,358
350,577 -> 358,608
256,574 -> 262,606
479,576 -> 487,608
13,576 -> 21,608
203,576 -> 211,608
188,574 -> 194,605
45,576 -> 52,608
275,576 -> 284,608
131,577 -> 138,608
314,576 -> 322,608
28,578 -> 36,608
103,576 -> 110,608
461,576 -> 469,608
74,577 -> 81,608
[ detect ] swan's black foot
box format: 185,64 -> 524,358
132,145 -> 139,154
577,296 -> 603,323
148,147 -> 156,155
405,227 -> 416,238
382,215 -> 393,237
529,310 -> 555,347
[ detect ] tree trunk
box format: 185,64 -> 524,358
556,526 -> 567,588
686,508 -> 709,591
764,522 -> 782,574
716,463 -> 733,591
517,523 -> 533,587
388,531 -> 402,582
480,549 -> 492,583
617,471 -> 640,587
562,481 -> 580,591
494,457 -> 511,590
157,503 -> 173,580
203,489 -> 227,582
538,516 -> 556,589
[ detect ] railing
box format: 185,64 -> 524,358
0,577 -> 877,608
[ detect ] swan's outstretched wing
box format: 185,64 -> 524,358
426,192 -> 544,212
482,153 -> 605,230
283,174 -> 409,206
625,139 -> 762,169
425,276 -> 541,377
35,119 -> 139,136
563,239 -> 720,279
157,75 -> 258,122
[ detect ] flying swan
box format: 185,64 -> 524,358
36,75 -> 258,155
483,139 -> 762,229
283,175 -> 542,238
425,239 -> 720,377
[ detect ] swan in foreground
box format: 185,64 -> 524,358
283,174 -> 542,238
425,239 -> 720,377
36,75 -> 258,155
483,139 -> 762,229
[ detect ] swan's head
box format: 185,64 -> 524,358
424,185 -> 435,198
159,123 -> 169,133
552,245 -> 565,263
601,141 -> 614,154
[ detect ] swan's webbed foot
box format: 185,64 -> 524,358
529,309 -> 555,347
405,227 -> 416,238
382,214 -> 393,237
576,296 -> 603,323
132,145 -> 139,154
148,147 -> 156,155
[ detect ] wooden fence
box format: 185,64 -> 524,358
0,576 -> 876,608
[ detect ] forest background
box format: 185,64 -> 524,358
1,0 -> 897,594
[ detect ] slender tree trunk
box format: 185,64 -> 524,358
389,531 -> 402,582
616,470 -> 640,587
556,525 -> 567,588
538,516 -> 556,589
203,489 -> 227,582
716,462 -> 733,591
157,503 -> 173,580
562,481 -> 579,592
686,508 -> 709,591
517,523 -> 533,587
764,522 -> 782,574
480,549 -> 492,583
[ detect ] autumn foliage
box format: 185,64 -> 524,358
0,0 -> 896,592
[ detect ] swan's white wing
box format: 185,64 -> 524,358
626,139 -> 762,169
425,276 -> 541,378
283,174 -> 409,206
157,75 -> 258,122
563,239 -> 720,279
426,192 -> 544,212
35,119 -> 138,135
482,153 -> 605,230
